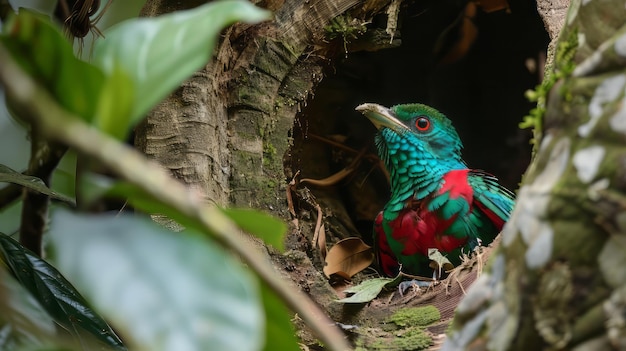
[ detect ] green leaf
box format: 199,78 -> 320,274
336,277 -> 396,304
220,208 -> 287,252
93,65 -> 135,140
0,264 -> 57,348
92,0 -> 271,126
49,209 -> 264,351
0,164 -> 75,205
0,233 -> 126,350
1,10 -> 104,122
260,283 -> 299,351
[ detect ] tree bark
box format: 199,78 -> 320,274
135,0 -> 232,210
444,1 -> 626,350
135,0 -> 381,213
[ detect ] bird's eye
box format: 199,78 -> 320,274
415,116 -> 430,131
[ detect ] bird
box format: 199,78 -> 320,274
355,102 -> 515,279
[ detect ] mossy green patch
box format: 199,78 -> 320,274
324,14 -> 367,42
229,148 -> 284,208
388,305 -> 441,327
324,14 -> 367,55
368,327 -> 432,351
274,95 -> 298,109
263,142 -> 277,166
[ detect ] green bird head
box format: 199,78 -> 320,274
356,103 -> 467,203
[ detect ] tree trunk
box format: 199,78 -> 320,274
135,0 -> 375,208
444,1 -> 626,350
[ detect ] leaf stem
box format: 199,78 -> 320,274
0,45 -> 351,351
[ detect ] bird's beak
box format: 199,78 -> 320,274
355,103 -> 409,134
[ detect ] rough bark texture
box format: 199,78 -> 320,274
444,1 -> 626,350
537,0 -> 569,40
537,0 -> 569,89
136,0 -> 231,208
135,0 -> 371,211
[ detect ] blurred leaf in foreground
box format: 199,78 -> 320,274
49,209 -> 264,351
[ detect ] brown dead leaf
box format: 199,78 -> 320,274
323,237 -> 374,279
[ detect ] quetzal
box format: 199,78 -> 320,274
356,103 -> 515,278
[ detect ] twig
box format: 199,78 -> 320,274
308,133 -> 379,163
19,133 -> 67,256
305,134 -> 390,186
19,190 -> 48,255
286,170 -> 299,218
0,45 -> 350,351
300,146 -> 368,187
312,204 -> 327,260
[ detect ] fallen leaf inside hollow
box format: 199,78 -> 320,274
428,248 -> 454,276
323,237 -> 374,279
336,277 -> 396,303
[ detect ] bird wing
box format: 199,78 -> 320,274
467,170 -> 516,229
375,170 -> 515,277
426,169 -> 515,239
426,169 -> 474,236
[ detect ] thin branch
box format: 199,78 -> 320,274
19,134 -> 67,256
300,146 -> 368,187
19,190 -> 48,255
307,133 -> 380,163
0,46 -> 350,351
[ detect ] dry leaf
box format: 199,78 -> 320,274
336,277 -> 394,303
323,237 -> 374,279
